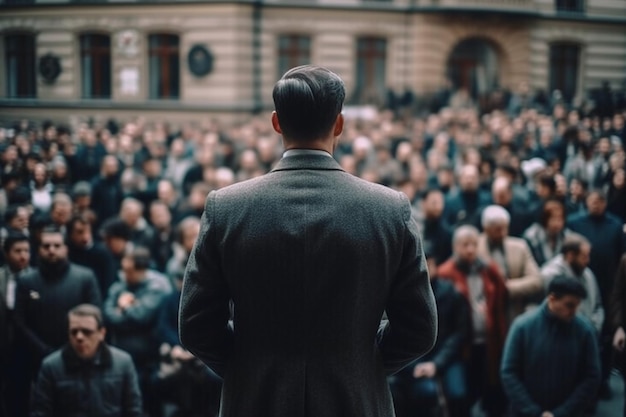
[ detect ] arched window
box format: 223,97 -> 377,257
5,33 -> 36,98
80,33 -> 111,99
549,43 -> 580,104
149,33 -> 180,99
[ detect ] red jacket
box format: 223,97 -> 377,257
437,257 -> 509,384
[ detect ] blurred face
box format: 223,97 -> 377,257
569,243 -> 591,274
69,221 -> 93,249
459,166 -> 479,192
51,201 -> 72,226
39,232 -> 68,264
454,235 -> 478,264
9,207 -> 29,230
423,191 -> 444,219
68,314 -> 105,360
181,224 -> 200,253
150,204 -> 171,229
586,193 -> 606,216
5,241 -> 30,272
102,156 -> 119,177
547,294 -> 581,322
546,209 -> 565,236
105,236 -> 127,256
484,221 -> 508,246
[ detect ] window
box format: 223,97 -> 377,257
549,43 -> 580,104
277,35 -> 311,79
5,34 -> 36,98
354,37 -> 387,105
555,0 -> 584,13
80,33 -> 111,99
149,34 -> 180,99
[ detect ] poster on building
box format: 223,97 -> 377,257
120,67 -> 139,96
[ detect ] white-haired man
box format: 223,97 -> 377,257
477,205 -> 542,323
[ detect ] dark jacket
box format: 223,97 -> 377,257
396,278 -> 468,377
30,343 -> 142,417
104,276 -> 169,367
501,302 -> 601,417
15,263 -> 102,362
567,211 -> 624,301
179,154 -> 437,417
443,189 -> 491,227
68,242 -> 117,300
609,253 -> 626,330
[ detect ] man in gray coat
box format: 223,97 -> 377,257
179,65 -> 437,417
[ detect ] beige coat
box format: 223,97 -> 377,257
477,234 -> 542,322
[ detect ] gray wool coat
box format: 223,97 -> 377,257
179,153 -> 437,417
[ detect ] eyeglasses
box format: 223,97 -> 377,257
69,328 -> 97,337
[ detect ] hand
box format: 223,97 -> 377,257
614,327 -> 626,351
117,292 -> 136,310
413,362 -> 437,378
541,412 -> 554,417
171,345 -> 195,361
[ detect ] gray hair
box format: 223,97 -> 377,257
481,205 -> 510,228
453,225 -> 479,245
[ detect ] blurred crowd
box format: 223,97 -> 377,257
0,81 -> 626,417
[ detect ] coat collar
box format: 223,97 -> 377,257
271,154 -> 345,173
62,342 -> 112,372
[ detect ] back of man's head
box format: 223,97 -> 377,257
272,65 -> 345,142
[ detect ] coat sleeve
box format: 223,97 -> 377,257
610,255 -> 626,330
500,321 -> 543,417
506,242 -> 542,300
179,192 -> 233,378
551,326 -> 601,417
29,359 -> 55,417
377,193 -> 437,375
14,279 -> 52,358
82,269 -> 102,308
431,287 -> 469,372
121,354 -> 143,417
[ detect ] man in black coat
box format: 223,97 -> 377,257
14,226 -> 101,379
67,215 -> 117,298
179,65 -> 437,417
30,304 -> 142,417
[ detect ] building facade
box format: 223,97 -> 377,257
0,0 -> 625,124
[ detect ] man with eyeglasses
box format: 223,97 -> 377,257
30,304 -> 142,417
14,225 -> 101,414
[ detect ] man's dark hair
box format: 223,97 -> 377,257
3,231 -> 29,253
100,217 -> 132,241
4,204 -> 24,224
66,214 -> 91,237
41,224 -> 65,238
561,235 -> 589,256
548,275 -> 587,300
272,65 -> 345,141
68,304 -> 104,329
537,174 -> 557,194
124,245 -> 151,271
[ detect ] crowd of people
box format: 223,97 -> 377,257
0,81 -> 626,417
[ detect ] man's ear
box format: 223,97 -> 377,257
271,112 -> 283,135
333,113 -> 344,137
